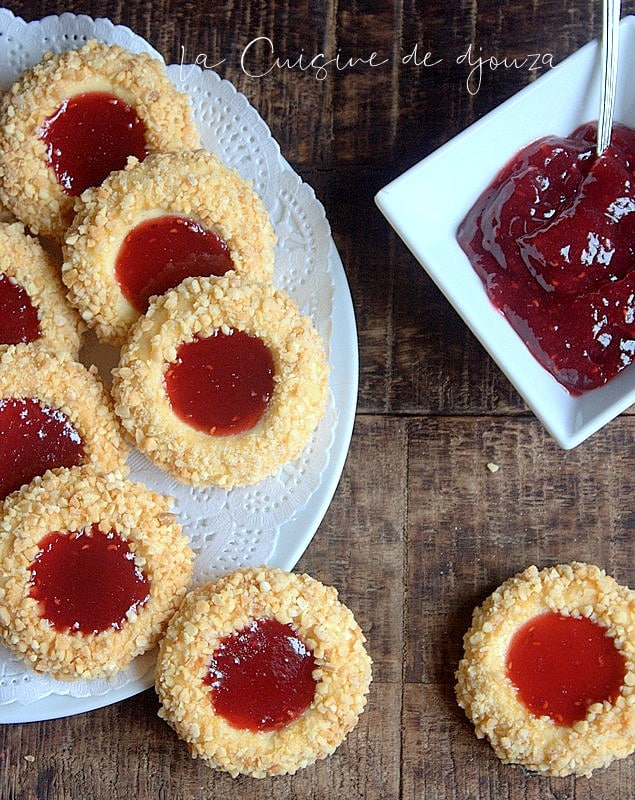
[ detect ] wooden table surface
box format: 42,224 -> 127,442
1,1 -> 634,798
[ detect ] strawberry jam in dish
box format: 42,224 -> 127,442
39,91 -> 147,196
164,329 -> 275,436
458,122 -> 635,394
206,618 -> 317,731
506,612 -> 626,726
0,397 -> 84,500
0,274 -> 41,345
115,215 -> 234,313
29,524 -> 150,635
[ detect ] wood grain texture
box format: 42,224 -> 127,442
1,0 -> 635,798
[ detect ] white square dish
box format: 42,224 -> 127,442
376,16 -> 635,449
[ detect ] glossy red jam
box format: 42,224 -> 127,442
205,618 -> 317,731
39,91 -> 147,196
458,122 -> 635,394
0,398 -> 85,500
29,523 -> 150,634
115,214 -> 234,312
506,612 -> 626,726
164,329 -> 275,436
0,274 -> 41,345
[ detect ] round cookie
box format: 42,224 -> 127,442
111,274 -> 329,488
155,566 -> 372,777
0,221 -> 83,357
62,149 -> 276,344
0,40 -> 200,239
0,466 -> 193,680
455,562 -> 635,777
0,344 -> 128,500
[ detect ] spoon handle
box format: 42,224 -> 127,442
596,0 -> 621,156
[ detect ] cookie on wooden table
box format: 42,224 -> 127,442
456,562 -> 635,777
155,566 -> 372,777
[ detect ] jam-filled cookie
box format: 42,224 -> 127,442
455,562 -> 635,777
0,344 -> 128,501
0,466 -> 193,680
0,40 -> 200,239
111,274 -> 329,488
0,222 -> 83,357
62,149 -> 276,344
155,566 -> 372,777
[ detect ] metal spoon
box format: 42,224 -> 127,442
596,0 -> 621,155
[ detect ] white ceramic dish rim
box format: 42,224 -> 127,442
376,16 -> 635,449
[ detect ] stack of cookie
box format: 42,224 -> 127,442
0,39 -> 369,778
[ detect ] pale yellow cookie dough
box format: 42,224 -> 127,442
455,562 -> 635,777
0,221 -> 83,357
0,344 -> 129,488
0,40 -> 200,239
62,149 -> 276,344
0,466 -> 193,680
155,566 -> 372,777
111,274 -> 329,488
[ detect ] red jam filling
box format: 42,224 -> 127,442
0,274 -> 41,345
29,523 -> 150,634
205,617 -> 317,731
458,122 -> 635,394
0,398 -> 85,501
115,214 -> 234,313
39,91 -> 147,196
164,329 -> 275,436
506,611 -> 626,726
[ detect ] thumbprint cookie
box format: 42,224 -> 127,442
62,149 -> 276,344
0,222 -> 83,357
0,40 -> 200,239
0,467 -> 193,680
111,274 -> 329,488
455,562 -> 635,777
155,566 -> 372,777
0,344 -> 128,501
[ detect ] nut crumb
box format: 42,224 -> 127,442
486,462 -> 500,473
23,755 -> 35,762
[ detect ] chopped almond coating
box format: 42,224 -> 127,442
111,274 -> 330,488
0,344 -> 128,483
62,149 -> 276,344
0,466 -> 193,680
456,562 -> 635,777
155,566 -> 372,778
0,221 -> 84,357
0,40 -> 200,239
